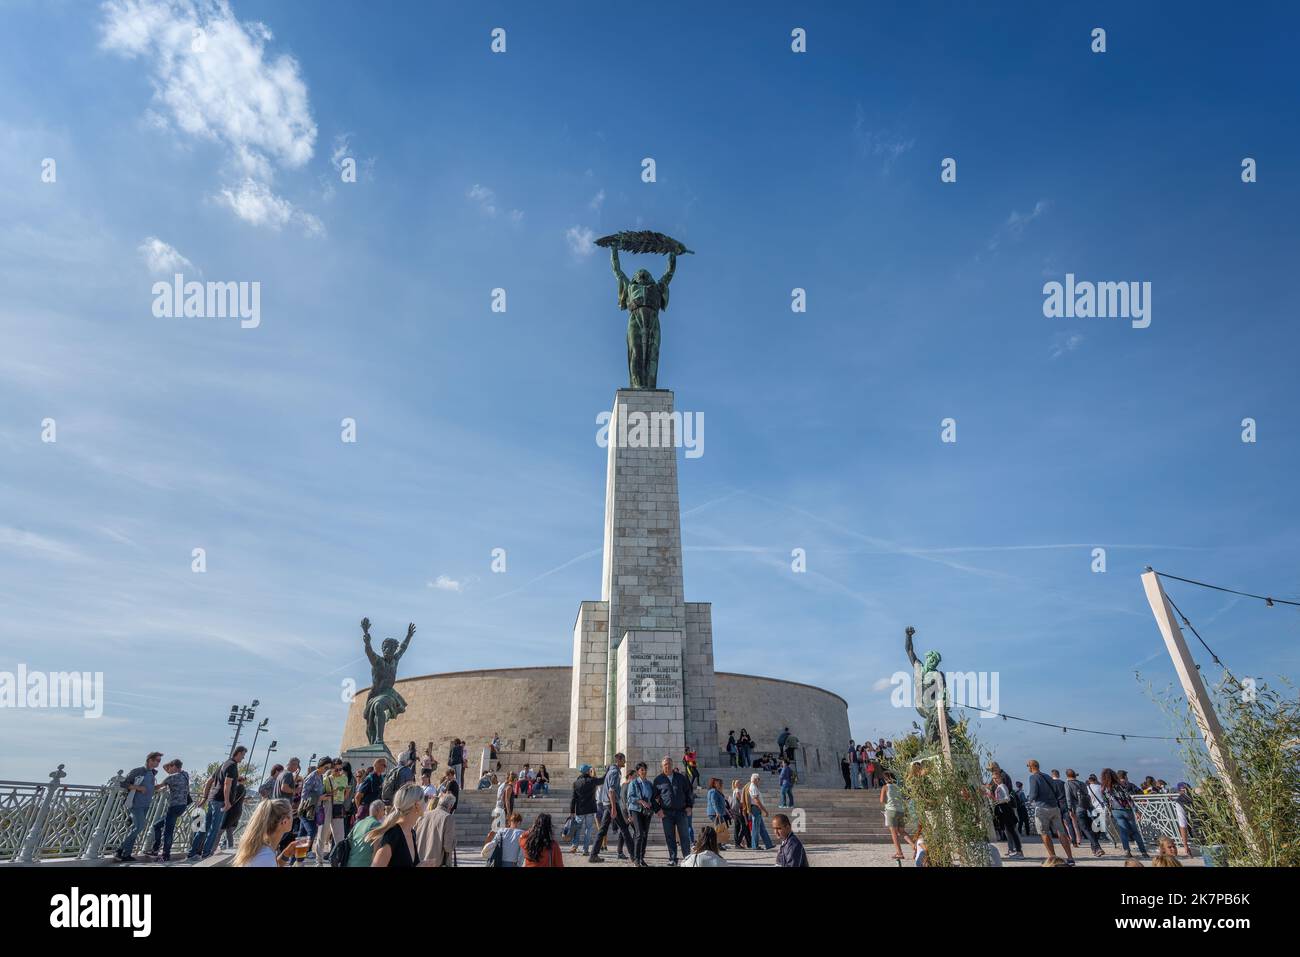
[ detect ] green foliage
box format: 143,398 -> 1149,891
887,721 -> 995,867
1150,675 -> 1300,867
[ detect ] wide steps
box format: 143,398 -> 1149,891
448,785 -> 894,844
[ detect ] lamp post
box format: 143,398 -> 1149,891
260,740 -> 279,784
227,699 -> 260,761
247,718 -> 271,777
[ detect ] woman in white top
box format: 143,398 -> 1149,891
681,826 -> 729,867
234,799 -> 304,867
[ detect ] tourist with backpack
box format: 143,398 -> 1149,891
145,758 -> 191,861
344,799 -> 386,867
567,765 -> 599,855
116,751 -> 162,862
1065,768 -> 1104,858
297,757 -> 328,864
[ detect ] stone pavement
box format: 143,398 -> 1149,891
454,840 -> 1205,868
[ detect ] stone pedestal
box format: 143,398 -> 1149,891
340,742 -> 394,777
569,389 -> 718,769
616,629 -> 684,769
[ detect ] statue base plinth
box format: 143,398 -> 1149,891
340,742 -> 395,775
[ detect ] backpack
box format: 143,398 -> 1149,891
258,777 -> 276,799
329,836 -> 351,867
380,765 -> 403,803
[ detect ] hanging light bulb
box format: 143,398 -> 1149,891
1266,598 -> 1274,607
1121,734 -> 1127,742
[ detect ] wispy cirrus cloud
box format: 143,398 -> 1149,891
988,199 -> 1051,251
852,104 -> 914,171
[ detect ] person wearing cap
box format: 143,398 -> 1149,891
589,753 -> 634,863
568,764 -> 599,855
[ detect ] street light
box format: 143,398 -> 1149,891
226,699 -> 260,760
260,740 -> 279,784
247,718 -> 271,777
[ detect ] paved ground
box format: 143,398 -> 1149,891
454,838 -> 1204,868
19,838 -> 1202,869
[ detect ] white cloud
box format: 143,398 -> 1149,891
589,188 -> 605,211
852,105 -> 913,169
988,200 -> 1051,252
1049,332 -> 1084,360
566,225 -> 595,258
137,235 -> 194,273
215,178 -> 323,236
467,183 -> 497,216
100,0 -> 320,232
428,574 -> 463,593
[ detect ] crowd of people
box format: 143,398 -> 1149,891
981,761 -> 1196,865
112,728 -> 1193,870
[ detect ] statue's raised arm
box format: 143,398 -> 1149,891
659,251 -> 676,288
904,625 -> 920,668
361,616 -> 377,665
611,247 -> 628,284
395,622 -> 416,660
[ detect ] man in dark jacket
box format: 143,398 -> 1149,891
773,813 -> 809,867
652,755 -> 695,865
568,764 -> 600,855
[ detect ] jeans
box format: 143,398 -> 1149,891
631,811 -> 653,863
1074,809 -> 1103,853
149,804 -> 187,857
120,806 -> 149,857
749,812 -> 774,850
780,783 -> 794,807
850,764 -> 861,789
732,811 -> 750,848
590,805 -> 632,859
996,804 -> 1021,854
568,813 -> 594,854
661,810 -> 691,862
1111,809 -> 1148,855
196,803 -> 227,858
1059,805 -> 1078,845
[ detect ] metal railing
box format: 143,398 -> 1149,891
1,766 -> 262,864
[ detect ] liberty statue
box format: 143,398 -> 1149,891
595,230 -> 692,390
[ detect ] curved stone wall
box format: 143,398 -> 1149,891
339,666 -> 572,760
341,666 -> 849,787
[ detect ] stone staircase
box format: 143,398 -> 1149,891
450,766 -> 892,846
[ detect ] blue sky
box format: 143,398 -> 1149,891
2,0 -> 1297,784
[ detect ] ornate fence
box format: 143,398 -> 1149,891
1,766 -> 262,864
1132,793 -> 1184,844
